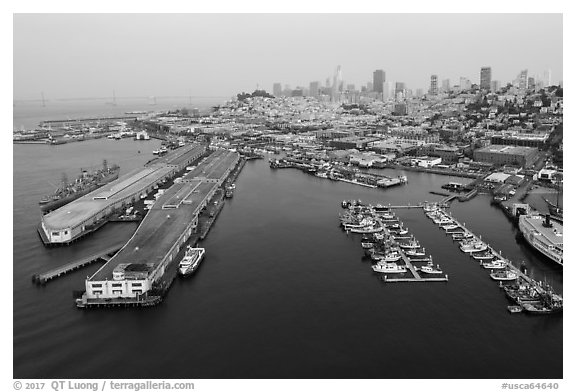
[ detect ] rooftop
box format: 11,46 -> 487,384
475,145 -> 539,156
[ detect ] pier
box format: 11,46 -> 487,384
40,144 -> 206,245
75,149 -> 243,309
39,116 -> 138,127
425,208 -> 555,299
32,242 -> 124,284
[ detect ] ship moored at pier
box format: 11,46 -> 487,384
39,144 -> 207,245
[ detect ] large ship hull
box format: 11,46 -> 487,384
518,215 -> 563,267
40,171 -> 119,214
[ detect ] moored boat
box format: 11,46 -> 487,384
178,246 -> 206,276
372,262 -> 407,274
489,270 -> 518,281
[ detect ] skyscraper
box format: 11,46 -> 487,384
429,75 -> 438,95
480,67 -> 492,90
373,69 -> 385,93
332,65 -> 343,101
382,82 -> 391,101
273,83 -> 282,97
442,79 -> 450,92
491,80 -> 501,93
309,81 -> 320,97
517,69 -> 528,89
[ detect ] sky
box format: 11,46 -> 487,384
13,13 -> 563,100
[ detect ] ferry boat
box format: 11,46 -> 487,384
39,160 -> 120,214
489,270 -> 518,281
518,214 -> 563,266
442,224 -> 459,231
178,246 -> 206,276
372,262 -> 407,274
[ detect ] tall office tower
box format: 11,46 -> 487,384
273,83 -> 282,97
517,69 -> 528,89
480,67 -> 492,90
491,80 -> 501,93
382,81 -> 392,101
325,78 -> 331,88
528,77 -> 535,90
309,81 -> 320,97
395,82 -> 406,95
332,65 -> 343,94
373,69 -> 385,93
415,88 -> 424,98
283,84 -> 292,97
367,81 -> 373,92
346,84 -> 355,92
459,77 -> 471,91
543,69 -> 552,87
429,75 -> 438,95
441,79 -> 451,92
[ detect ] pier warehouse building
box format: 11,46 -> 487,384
40,144 -> 206,245
81,149 -> 240,303
472,145 -> 539,168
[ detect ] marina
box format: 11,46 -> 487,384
340,201 -> 449,283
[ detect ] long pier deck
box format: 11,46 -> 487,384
32,242 -> 124,284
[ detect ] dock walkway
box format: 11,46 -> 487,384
32,242 -> 124,284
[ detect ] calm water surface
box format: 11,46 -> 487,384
13,117 -> 562,379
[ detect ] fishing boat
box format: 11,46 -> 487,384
405,248 -> 426,257
459,240 -> 487,253
482,259 -> 508,269
418,263 -> 443,275
399,239 -> 420,249
471,251 -> 494,260
371,251 -> 402,262
372,262 -> 407,274
349,225 -> 383,234
489,270 -> 518,281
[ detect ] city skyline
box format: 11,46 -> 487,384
14,14 -> 562,100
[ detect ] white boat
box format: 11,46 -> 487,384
178,246 -> 206,276
438,219 -> 454,226
372,251 -> 402,262
442,224 -> 459,231
405,248 -> 426,257
372,262 -> 407,274
349,225 -> 383,234
471,252 -> 494,260
459,241 -> 487,253
399,240 -> 420,249
361,242 -> 374,249
418,264 -> 443,275
490,270 -> 518,281
482,259 -> 508,269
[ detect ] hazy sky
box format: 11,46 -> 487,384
13,14 -> 563,100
